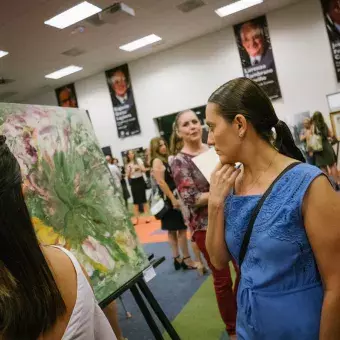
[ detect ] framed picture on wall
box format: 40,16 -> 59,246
55,83 -> 78,108
105,64 -> 141,139
233,15 -> 281,100
288,111 -> 310,152
320,0 -> 340,82
330,111 -> 340,141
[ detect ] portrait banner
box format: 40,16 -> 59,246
234,15 -> 282,100
321,0 -> 340,82
0,103 -> 148,303
106,64 -> 141,138
56,83 -> 78,108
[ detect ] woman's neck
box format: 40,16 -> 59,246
240,138 -> 280,180
182,141 -> 205,155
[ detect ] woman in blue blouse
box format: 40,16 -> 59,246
206,77 -> 340,340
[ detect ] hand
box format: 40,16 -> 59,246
209,163 -> 241,207
171,199 -> 181,209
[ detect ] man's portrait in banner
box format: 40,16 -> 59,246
106,64 -> 141,139
321,0 -> 340,81
55,83 -> 78,108
234,16 -> 281,100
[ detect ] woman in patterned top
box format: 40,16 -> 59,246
170,110 -> 239,338
206,78 -> 340,339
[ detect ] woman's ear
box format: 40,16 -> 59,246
234,114 -> 248,138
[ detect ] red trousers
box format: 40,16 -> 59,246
194,230 -> 240,335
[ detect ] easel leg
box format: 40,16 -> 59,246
118,296 -> 132,318
137,279 -> 181,340
130,285 -> 164,340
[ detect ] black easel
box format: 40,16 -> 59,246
99,257 -> 181,340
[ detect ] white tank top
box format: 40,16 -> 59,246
53,246 -> 117,340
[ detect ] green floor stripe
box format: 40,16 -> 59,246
164,276 -> 224,340
164,265 -> 236,340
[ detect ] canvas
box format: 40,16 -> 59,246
0,103 -> 149,302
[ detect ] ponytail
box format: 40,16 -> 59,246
169,123 -> 183,156
274,121 -> 305,162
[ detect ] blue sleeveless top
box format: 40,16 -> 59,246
225,163 -> 323,340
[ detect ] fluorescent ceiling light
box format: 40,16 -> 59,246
0,50 -> 9,58
215,0 -> 263,17
44,1 -> 102,29
45,65 -> 83,79
120,34 -> 162,52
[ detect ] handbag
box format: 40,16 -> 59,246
149,177 -> 170,220
307,127 -> 323,152
239,162 -> 300,269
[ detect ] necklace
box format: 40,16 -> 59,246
239,152 -> 278,195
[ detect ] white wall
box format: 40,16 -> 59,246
24,0 -> 339,160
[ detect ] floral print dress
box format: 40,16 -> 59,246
170,152 -> 209,236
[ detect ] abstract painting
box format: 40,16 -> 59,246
0,103 -> 149,302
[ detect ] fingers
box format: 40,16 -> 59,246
216,164 -> 233,177
228,168 -> 241,185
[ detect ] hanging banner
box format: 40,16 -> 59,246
321,0 -> 340,81
106,64 -> 141,138
55,83 -> 78,108
234,15 -> 281,100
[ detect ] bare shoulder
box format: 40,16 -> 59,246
42,246 -> 77,307
40,247 -> 78,339
303,175 -> 339,214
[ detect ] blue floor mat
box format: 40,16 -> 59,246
117,242 -> 209,340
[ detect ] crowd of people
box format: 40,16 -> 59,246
1,77 -> 340,339
299,111 -> 340,189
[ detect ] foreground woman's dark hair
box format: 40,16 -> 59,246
208,77 -> 305,163
0,136 -> 66,339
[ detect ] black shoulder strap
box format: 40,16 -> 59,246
238,162 -> 300,268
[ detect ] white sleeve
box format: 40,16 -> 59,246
137,157 -> 144,166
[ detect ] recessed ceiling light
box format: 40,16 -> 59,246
215,0 -> 263,17
45,65 -> 83,79
44,1 -> 102,29
119,34 -> 162,52
0,50 -> 9,58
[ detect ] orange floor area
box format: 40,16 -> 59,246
133,217 -> 190,244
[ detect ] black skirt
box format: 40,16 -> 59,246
161,205 -> 187,231
130,177 -> 147,205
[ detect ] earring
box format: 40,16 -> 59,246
239,133 -> 244,138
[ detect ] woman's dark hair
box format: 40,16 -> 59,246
208,77 -> 305,162
0,136 -> 66,339
312,111 -> 328,138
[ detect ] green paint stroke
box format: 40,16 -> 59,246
0,103 -> 148,302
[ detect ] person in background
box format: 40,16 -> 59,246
106,155 -> 122,191
112,157 -> 130,208
311,111 -> 339,189
299,117 -> 314,165
206,77 -> 340,340
0,136 -> 117,340
169,127 -> 208,276
126,150 -> 150,224
150,137 -> 198,271
170,111 -> 239,338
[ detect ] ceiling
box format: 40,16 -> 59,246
0,0 -> 303,102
